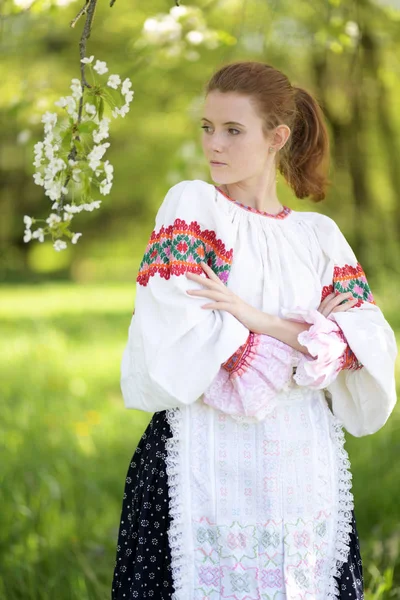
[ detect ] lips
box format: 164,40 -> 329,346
210,161 -> 226,165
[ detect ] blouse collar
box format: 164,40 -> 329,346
214,185 -> 292,220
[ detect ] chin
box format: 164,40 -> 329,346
209,171 -> 237,186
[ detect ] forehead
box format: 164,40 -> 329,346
203,91 -> 260,123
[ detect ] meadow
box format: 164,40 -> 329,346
1,282 -> 399,599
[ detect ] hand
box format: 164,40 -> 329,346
318,291 -> 358,318
185,261 -> 265,333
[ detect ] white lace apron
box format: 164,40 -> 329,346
165,382 -> 354,600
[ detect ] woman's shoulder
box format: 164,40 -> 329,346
155,179 -> 221,227
293,209 -> 357,263
291,209 -> 338,231
165,178 -> 215,197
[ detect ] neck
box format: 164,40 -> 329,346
221,182 -> 284,215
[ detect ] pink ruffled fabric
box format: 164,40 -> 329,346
280,307 -> 348,389
202,333 -> 301,421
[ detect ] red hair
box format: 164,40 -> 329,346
204,61 -> 331,202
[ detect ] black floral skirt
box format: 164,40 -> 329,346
111,410 -> 364,599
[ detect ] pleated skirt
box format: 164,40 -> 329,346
111,410 -> 364,600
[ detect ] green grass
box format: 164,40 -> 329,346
0,282 -> 399,599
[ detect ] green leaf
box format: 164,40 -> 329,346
78,121 -> 98,134
74,139 -> 84,155
61,131 -> 73,152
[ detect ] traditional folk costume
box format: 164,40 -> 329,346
111,179 -> 397,600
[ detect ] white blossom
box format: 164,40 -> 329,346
44,181 -> 64,201
94,60 -> 108,75
24,215 -> 33,228
186,30 -> 204,45
34,141 -> 44,156
70,78 -> 83,100
54,239 -> 67,251
170,5 -> 188,18
82,200 -> 102,211
112,105 -> 130,118
33,173 -> 44,186
103,160 -> 114,182
33,141 -> 44,167
63,96 -> 77,117
107,74 -> 121,89
72,232 -> 82,244
41,112 -> 57,134
85,103 -> 97,116
124,90 -> 134,104
142,15 -> 182,45
30,57 -> 129,248
81,55 -> 94,64
121,78 -> 132,95
64,203 -> 83,214
99,180 -> 112,195
46,213 -> 62,227
88,142 -> 110,170
55,97 -> 68,108
93,117 -> 110,143
31,228 -> 44,242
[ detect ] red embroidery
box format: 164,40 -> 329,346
222,332 -> 254,373
320,262 -> 375,308
332,262 -> 375,306
321,284 -> 334,302
136,219 -> 233,287
215,186 -> 292,219
336,328 -> 363,371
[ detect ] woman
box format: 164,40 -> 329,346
111,61 -> 397,600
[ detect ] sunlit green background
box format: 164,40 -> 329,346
1,0 -> 400,598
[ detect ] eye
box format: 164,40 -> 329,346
200,125 -> 240,135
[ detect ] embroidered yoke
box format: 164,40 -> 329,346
120,179 -> 397,599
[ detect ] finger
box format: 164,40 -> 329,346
186,272 -> 223,290
330,299 -> 359,313
200,261 -> 224,284
201,302 -> 232,311
319,292 -> 343,310
323,292 -> 354,312
319,292 -> 336,305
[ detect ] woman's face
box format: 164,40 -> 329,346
201,90 -> 275,185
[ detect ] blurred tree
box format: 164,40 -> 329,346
1,0 -> 400,283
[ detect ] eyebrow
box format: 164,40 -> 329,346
201,117 -> 245,127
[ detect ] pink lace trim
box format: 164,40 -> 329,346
281,307 -> 360,388
203,334 -> 300,420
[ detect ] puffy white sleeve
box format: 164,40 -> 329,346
285,214 -> 398,437
120,179 -> 250,413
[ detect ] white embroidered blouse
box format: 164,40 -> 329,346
120,179 -> 397,600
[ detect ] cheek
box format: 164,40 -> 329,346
240,137 -> 267,163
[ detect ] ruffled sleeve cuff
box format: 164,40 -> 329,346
280,306 -> 361,389
202,333 -> 300,421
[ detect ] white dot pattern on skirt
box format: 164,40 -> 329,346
111,410 -> 364,599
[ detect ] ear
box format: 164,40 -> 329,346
273,124 -> 291,150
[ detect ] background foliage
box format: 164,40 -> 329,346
1,0 -> 399,597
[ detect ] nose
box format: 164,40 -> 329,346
205,132 -> 225,155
